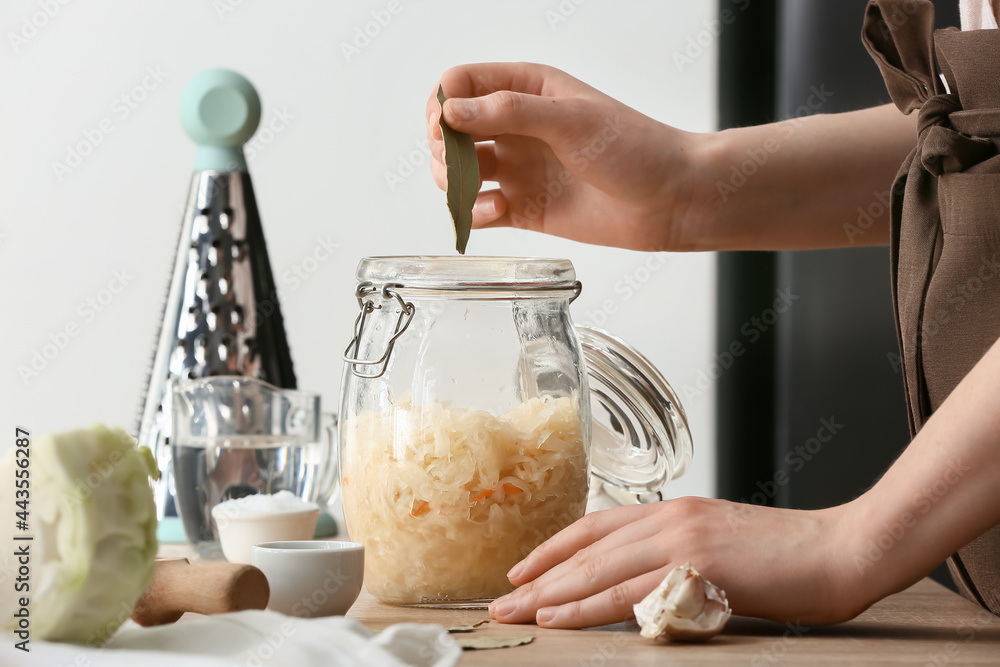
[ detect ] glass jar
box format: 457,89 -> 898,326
339,257 -> 692,607
172,376 -> 339,559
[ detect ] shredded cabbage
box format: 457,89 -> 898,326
342,394 -> 588,604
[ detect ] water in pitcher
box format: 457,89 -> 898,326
172,435 -> 324,558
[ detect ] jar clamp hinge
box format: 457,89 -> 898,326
343,282 -> 415,379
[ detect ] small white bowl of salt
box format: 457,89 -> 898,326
211,491 -> 321,564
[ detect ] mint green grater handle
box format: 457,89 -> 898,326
179,68 -> 261,172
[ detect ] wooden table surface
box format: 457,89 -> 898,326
346,580 -> 1000,666
159,544 -> 1000,665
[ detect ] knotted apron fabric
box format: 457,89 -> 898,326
862,0 -> 1000,614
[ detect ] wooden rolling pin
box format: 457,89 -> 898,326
131,557 -> 270,626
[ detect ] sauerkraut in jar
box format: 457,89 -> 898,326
339,257 -> 693,607
342,393 -> 588,604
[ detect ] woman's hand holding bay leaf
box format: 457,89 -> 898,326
426,63 -> 700,252
427,62 -> 918,252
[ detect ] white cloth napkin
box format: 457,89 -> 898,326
6,611 -> 461,667
961,0 -> 1000,29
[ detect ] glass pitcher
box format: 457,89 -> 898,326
339,257 -> 692,606
171,376 -> 339,558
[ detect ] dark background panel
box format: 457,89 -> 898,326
715,0 -> 780,508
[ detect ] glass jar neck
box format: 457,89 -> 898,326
355,256 -> 579,297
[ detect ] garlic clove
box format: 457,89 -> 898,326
634,562 -> 732,642
668,571 -> 708,619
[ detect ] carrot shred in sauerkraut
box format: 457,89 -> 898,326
342,394 -> 588,604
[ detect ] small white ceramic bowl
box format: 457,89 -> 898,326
252,540 -> 365,617
212,505 -> 321,564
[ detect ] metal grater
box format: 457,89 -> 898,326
133,69 -> 296,517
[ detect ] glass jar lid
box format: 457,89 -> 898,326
578,327 -> 693,495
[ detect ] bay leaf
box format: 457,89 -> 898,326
437,84 -> 479,255
447,619 -> 490,633
455,635 -> 535,650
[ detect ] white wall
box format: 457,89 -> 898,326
0,0 -> 719,500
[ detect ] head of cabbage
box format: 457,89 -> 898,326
0,425 -> 158,645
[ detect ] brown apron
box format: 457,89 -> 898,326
862,0 -> 1000,614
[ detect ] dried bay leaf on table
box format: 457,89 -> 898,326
447,619 -> 490,633
437,84 -> 479,255
455,635 -> 535,650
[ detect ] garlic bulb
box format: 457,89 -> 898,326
633,563 -> 732,641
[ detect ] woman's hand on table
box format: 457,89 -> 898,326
426,62 -> 703,252
489,497 -> 864,629
490,318 -> 1000,632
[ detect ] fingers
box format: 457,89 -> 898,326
425,65 -> 584,144
489,512 -> 666,624
512,511 -> 665,589
427,101 -> 506,144
424,62 -> 560,143
427,106 -> 442,143
507,505 -> 659,587
491,539 -> 666,624
424,63 -> 590,216
535,568 -> 670,629
472,189 -> 507,226
441,91 -> 583,143
436,62 -> 570,103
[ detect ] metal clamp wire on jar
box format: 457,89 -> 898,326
343,281 -> 415,379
